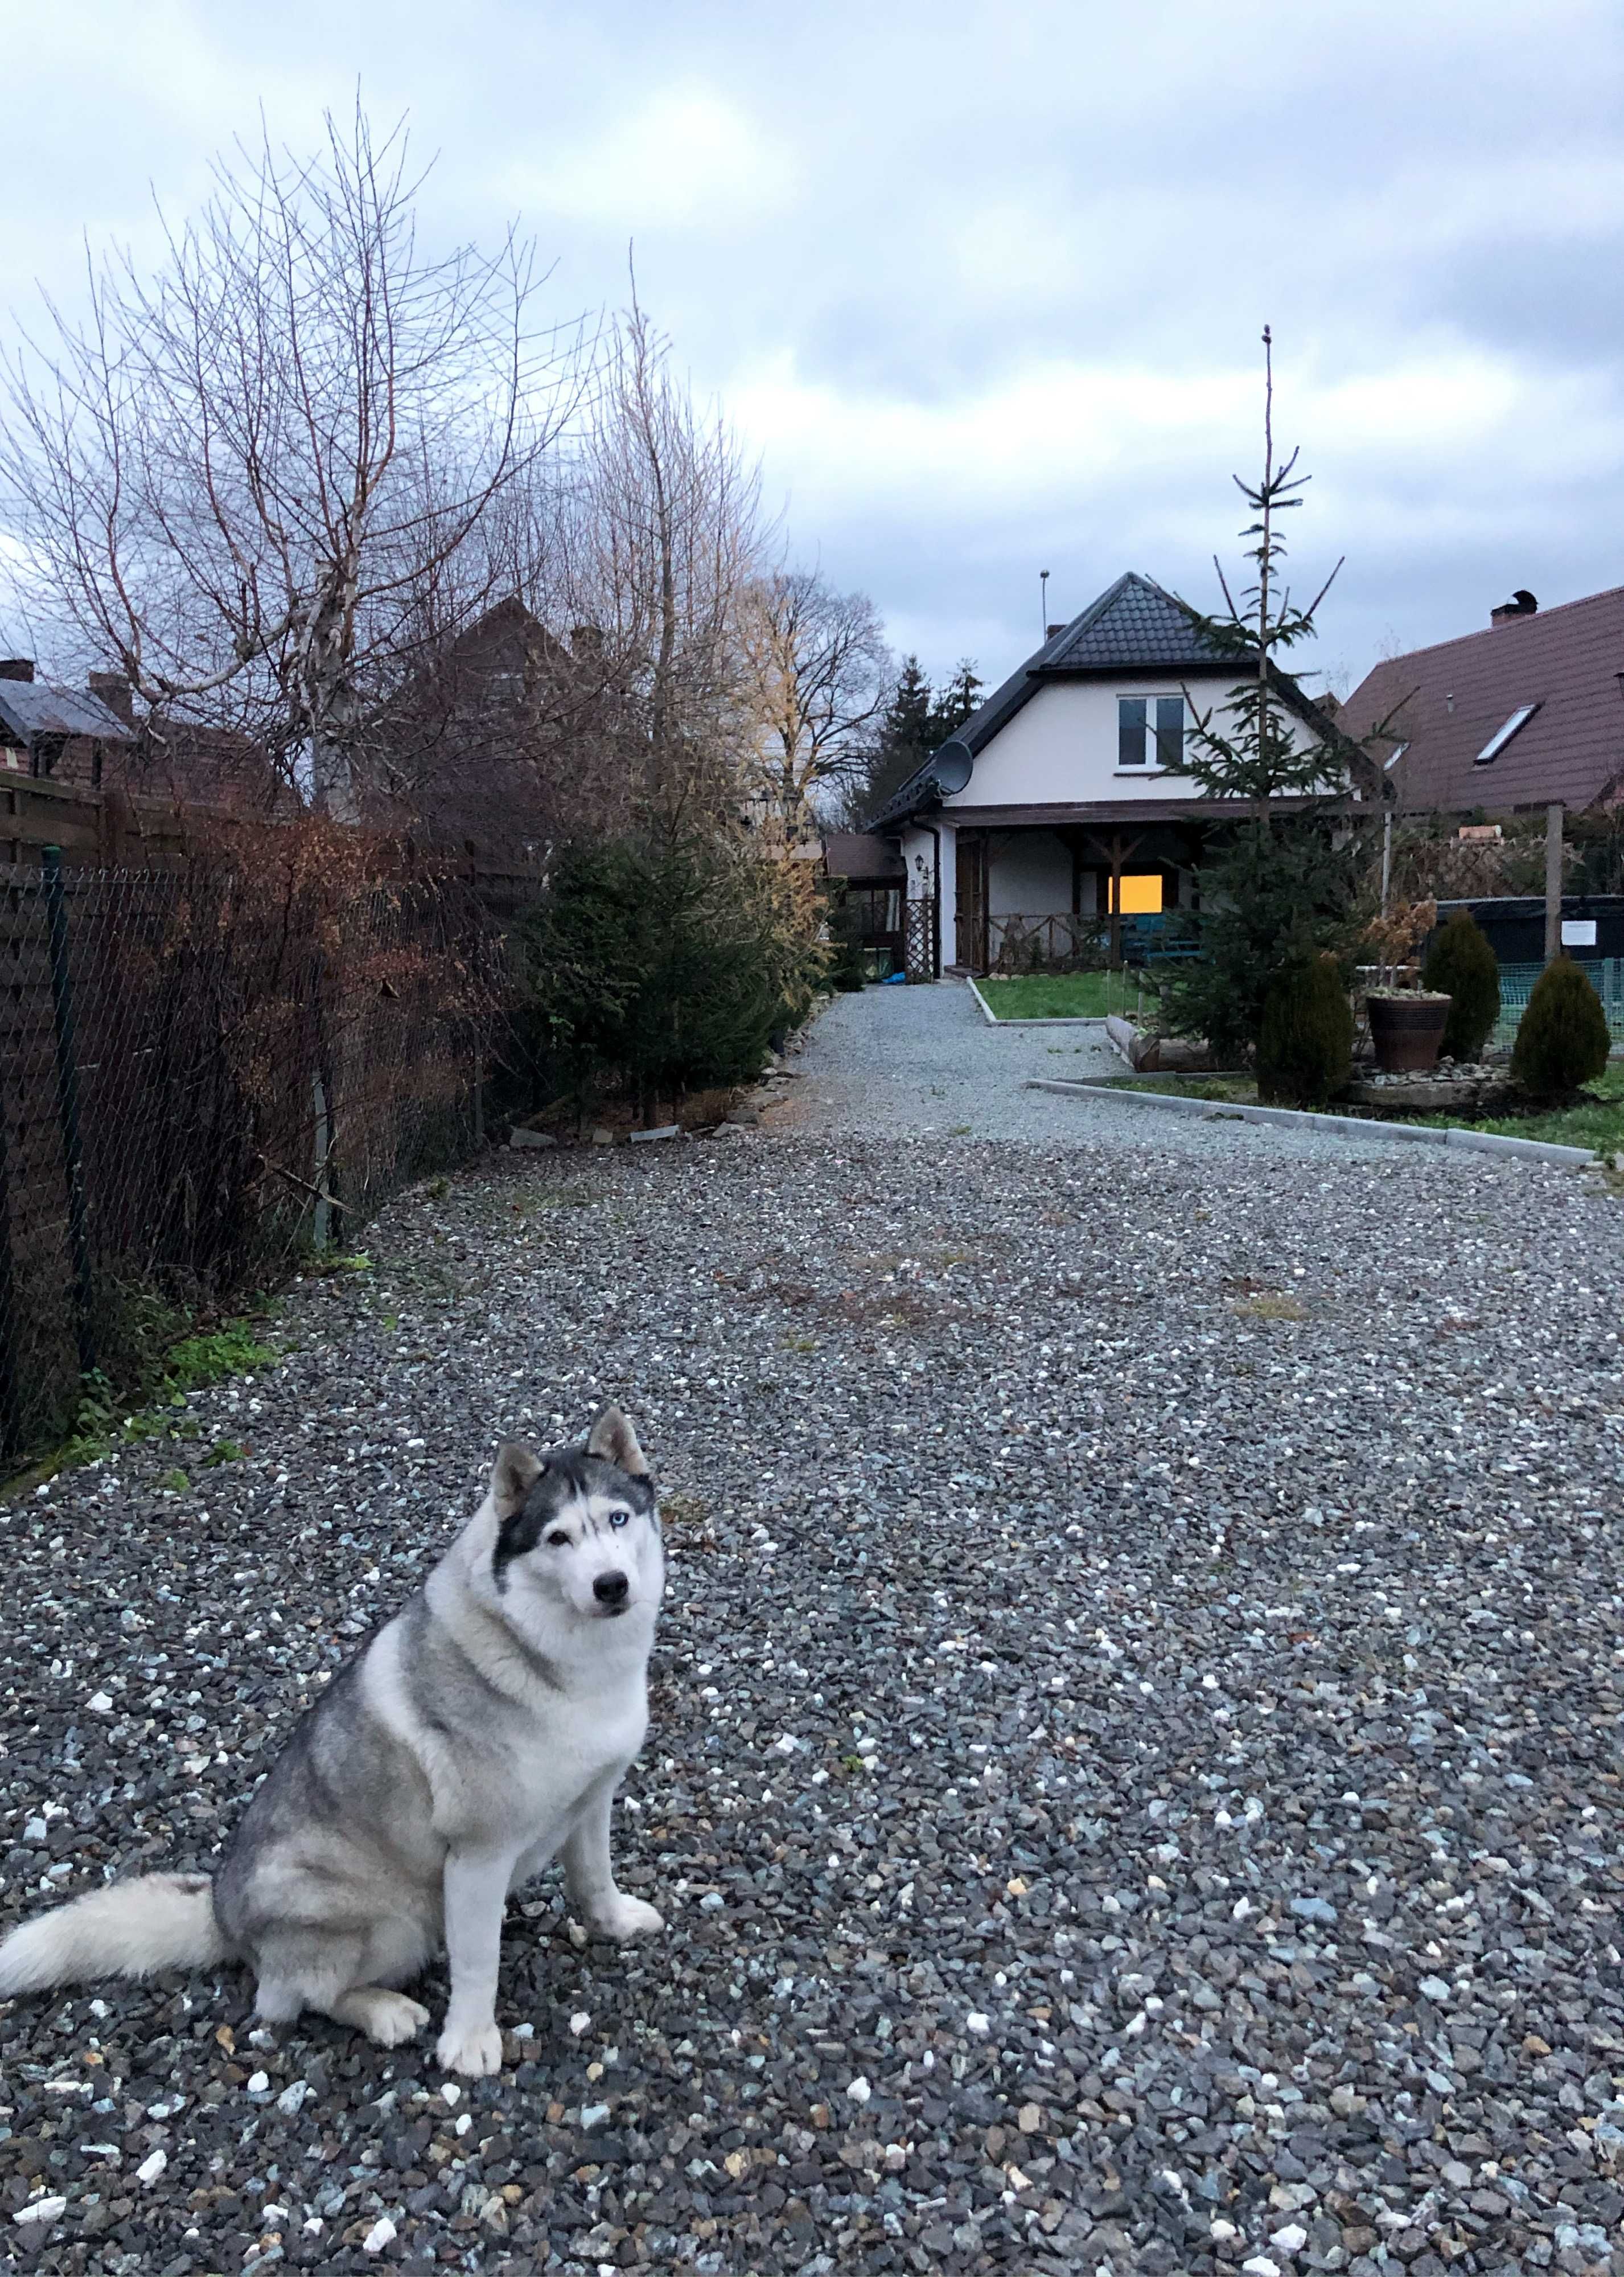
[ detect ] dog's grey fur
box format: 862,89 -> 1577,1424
0,1406 -> 665,2075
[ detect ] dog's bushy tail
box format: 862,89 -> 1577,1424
0,1874 -> 227,1997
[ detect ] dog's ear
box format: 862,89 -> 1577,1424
490,1442 -> 543,1517
586,1404 -> 648,1476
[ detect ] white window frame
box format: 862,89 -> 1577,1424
1116,694 -> 1188,775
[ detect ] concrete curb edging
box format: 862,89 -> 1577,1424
965,977 -> 1111,1030
1022,1080 -> 1598,1167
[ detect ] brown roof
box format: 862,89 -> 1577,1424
1342,585 -> 1624,815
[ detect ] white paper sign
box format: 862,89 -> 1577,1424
1561,918 -> 1598,947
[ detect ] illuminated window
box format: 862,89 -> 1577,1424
1114,873 -> 1164,914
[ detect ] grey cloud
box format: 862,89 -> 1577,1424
2,0 -> 1621,694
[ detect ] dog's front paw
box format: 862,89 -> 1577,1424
436,2017 -> 504,2078
589,1894 -> 664,1943
360,1992 -> 431,2048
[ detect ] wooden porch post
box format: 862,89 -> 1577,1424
1079,830 -> 1145,969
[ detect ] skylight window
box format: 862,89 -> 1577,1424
1383,741 -> 1409,771
1475,703 -> 1539,765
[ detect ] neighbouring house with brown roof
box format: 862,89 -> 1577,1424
0,657 -> 291,815
0,659 -> 135,786
1341,585 -> 1624,817
364,598 -> 625,852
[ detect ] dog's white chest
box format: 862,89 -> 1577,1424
524,1689 -> 646,1814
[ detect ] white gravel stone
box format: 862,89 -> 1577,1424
14,2196 -> 67,2227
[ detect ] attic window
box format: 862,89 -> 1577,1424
1383,741 -> 1409,771
1118,696 -> 1186,770
1474,704 -> 1539,765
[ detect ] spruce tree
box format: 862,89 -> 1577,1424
929,659 -> 984,742
1164,329 -> 1373,1065
846,654 -> 984,821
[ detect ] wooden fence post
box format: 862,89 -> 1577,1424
1545,803 -> 1564,964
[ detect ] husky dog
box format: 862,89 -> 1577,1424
0,1406 -> 665,2076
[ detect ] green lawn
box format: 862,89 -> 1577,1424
974,969 -> 1142,1020
1099,1071 -> 1257,1103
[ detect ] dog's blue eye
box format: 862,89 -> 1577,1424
609,1511 -> 629,1529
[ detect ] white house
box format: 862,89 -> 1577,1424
867,572 -> 1374,974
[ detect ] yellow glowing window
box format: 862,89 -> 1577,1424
1113,873 -> 1164,914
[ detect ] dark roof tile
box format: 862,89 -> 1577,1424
1043,570 -> 1226,670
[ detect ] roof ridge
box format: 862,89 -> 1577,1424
1360,581 -> 1624,675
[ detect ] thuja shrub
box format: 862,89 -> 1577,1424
1422,909 -> 1500,1060
1511,955 -> 1611,1097
1256,952 -> 1354,1107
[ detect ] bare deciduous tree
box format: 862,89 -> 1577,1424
0,106 -> 578,817
564,300 -> 764,829
740,568 -> 890,839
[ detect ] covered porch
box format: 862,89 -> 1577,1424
947,814 -> 1207,973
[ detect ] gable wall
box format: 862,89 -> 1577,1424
943,673 -> 1327,810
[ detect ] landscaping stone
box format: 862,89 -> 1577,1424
1343,1064 -> 1518,1114
628,1123 -> 681,1144
507,1126 -> 557,1150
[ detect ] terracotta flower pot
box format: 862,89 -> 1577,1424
1367,991 -> 1451,1074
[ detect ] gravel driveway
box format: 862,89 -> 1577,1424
788,981 -> 1459,1163
3,988 -> 1623,2276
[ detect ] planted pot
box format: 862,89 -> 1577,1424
1367,990 -> 1451,1074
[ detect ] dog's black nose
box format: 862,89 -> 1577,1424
594,1571 -> 629,1606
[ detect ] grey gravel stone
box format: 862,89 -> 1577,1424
1,984 -> 1621,2274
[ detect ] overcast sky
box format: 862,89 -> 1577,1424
6,0 -> 1622,699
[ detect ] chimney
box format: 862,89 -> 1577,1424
0,658 -> 35,682
1046,623 -> 1066,639
1490,589 -> 1538,625
88,670 -> 134,724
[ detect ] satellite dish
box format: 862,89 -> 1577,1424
927,738 -> 973,797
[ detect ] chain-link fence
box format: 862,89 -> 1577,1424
0,835 -> 510,1464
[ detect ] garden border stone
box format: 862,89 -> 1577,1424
1023,1078 -> 1598,1166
